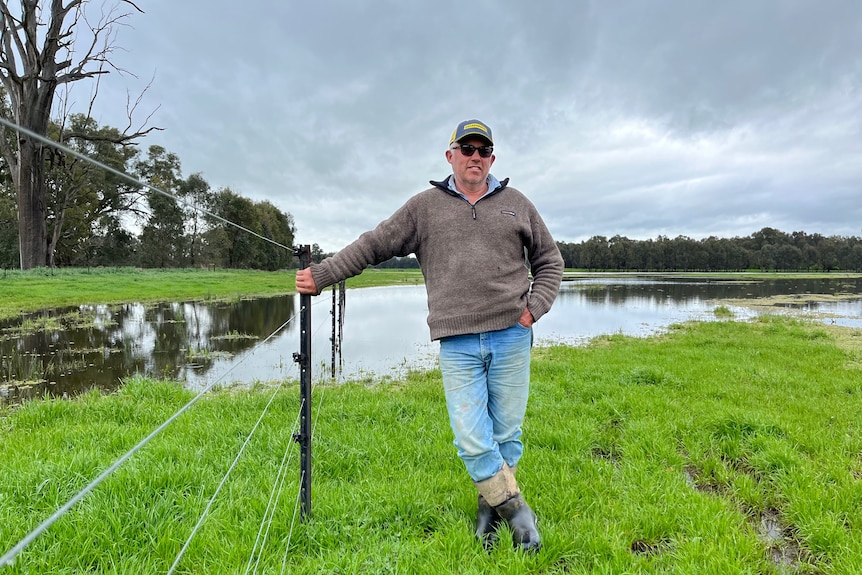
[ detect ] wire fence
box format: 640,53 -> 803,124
0,115 -> 348,571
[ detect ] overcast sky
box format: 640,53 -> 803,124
84,1 -> 861,253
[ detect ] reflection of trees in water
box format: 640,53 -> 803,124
1,295 -> 297,403
2,278 -> 860,404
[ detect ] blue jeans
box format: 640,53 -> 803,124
439,323 -> 533,483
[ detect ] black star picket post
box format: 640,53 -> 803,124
292,245 -> 312,521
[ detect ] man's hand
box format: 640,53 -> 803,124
518,307 -> 535,328
295,268 -> 318,295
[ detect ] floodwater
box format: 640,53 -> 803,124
2,276 -> 860,404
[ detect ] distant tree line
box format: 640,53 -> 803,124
558,228 -> 862,272
308,227 -> 862,273
0,114 -> 296,270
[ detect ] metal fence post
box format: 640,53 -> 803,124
292,245 -> 312,521
331,284 -> 337,379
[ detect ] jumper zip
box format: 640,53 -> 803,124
444,184 -> 505,219
453,193 -> 492,220
429,175 -> 510,221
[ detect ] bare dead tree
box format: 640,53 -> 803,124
0,0 -> 156,269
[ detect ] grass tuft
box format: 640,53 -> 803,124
713,304 -> 735,318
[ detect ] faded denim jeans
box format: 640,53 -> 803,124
438,323 -> 533,483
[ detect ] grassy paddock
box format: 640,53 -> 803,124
0,267 -> 426,322
2,315 -> 861,573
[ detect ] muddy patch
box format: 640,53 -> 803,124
683,464 -> 817,572
757,508 -> 808,569
719,292 -> 861,313
630,537 -> 672,556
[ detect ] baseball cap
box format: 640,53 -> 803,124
449,119 -> 493,145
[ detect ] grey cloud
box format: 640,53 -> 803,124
83,1 -> 862,252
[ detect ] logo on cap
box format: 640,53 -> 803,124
463,123 -> 488,133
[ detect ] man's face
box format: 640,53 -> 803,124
446,137 -> 495,190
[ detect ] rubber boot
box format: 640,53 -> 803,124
475,494 -> 502,549
495,493 -> 542,552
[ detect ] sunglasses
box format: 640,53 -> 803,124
451,143 -> 494,158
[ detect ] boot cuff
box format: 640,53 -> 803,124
474,462 -> 520,507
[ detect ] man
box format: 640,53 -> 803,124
295,119 -> 563,551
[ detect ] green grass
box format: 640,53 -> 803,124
2,315 -> 862,573
0,267 -> 426,322
341,268 -> 425,289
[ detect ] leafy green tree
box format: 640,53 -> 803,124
817,236 -> 841,271
310,243 -> 326,264
44,115 -> 142,266
206,188 -> 260,268
723,238 -> 750,271
703,236 -> 726,271
668,236 -> 703,271
848,244 -> 862,272
581,236 -> 610,270
88,214 -> 139,266
608,235 -> 634,270
757,243 -> 776,271
556,241 -> 580,269
649,236 -> 671,271
137,146 -> 184,268
746,227 -> 789,253
202,188 -> 298,270
255,200 -> 295,270
178,173 -> 212,267
774,244 -> 803,271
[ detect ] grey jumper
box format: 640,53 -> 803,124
308,176 -> 564,340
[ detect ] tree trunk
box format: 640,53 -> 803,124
16,137 -> 48,269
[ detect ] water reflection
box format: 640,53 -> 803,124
1,297 -> 298,403
1,276 -> 860,404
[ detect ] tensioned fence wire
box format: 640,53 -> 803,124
246,359 -> 331,575
166,369 -> 294,575
245,404 -> 303,575
0,116 -> 325,569
1,310 -> 304,568
170,303 -> 336,574
241,297 -> 337,575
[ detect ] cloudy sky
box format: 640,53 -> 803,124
84,0 -> 861,252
